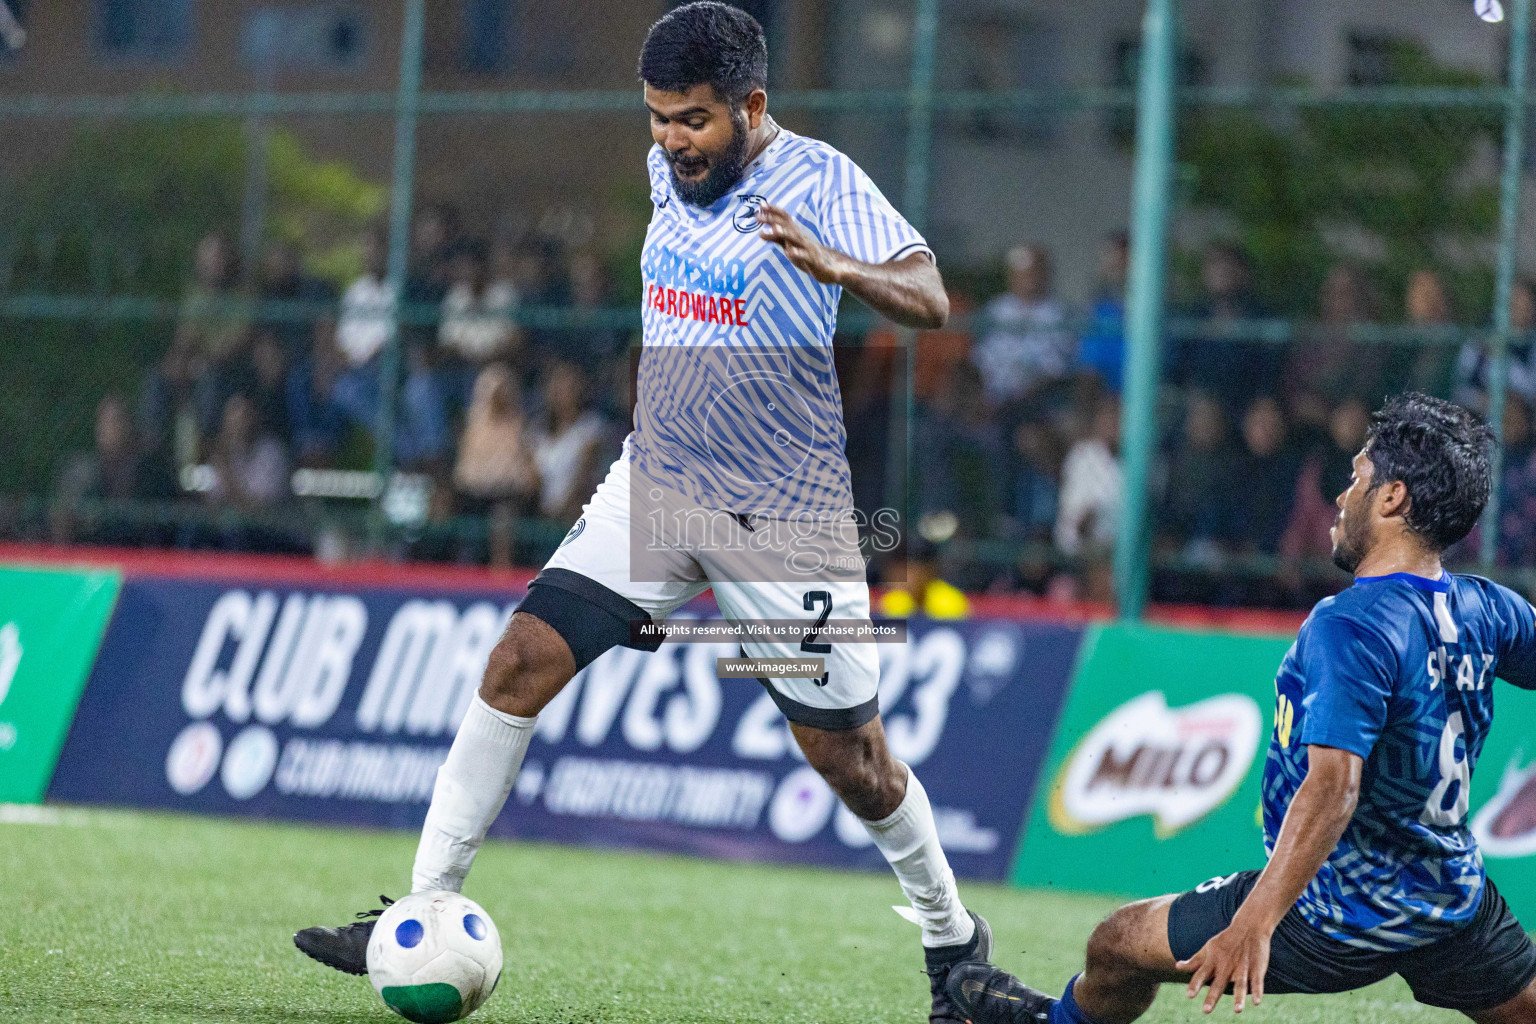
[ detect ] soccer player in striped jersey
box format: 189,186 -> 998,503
948,394 -> 1536,1024
296,5 -> 996,1020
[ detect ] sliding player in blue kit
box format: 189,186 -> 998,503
951,393 -> 1536,1023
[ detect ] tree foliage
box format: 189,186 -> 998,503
1181,40 -> 1501,318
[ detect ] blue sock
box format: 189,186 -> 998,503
1049,975 -> 1100,1024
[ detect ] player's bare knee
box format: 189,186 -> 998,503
478,614 -> 574,717
795,724 -> 904,820
1085,905 -> 1155,982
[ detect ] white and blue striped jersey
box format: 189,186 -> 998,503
629,128 -> 930,515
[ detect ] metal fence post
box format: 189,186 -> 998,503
884,0 -> 941,545
1481,0 -> 1530,569
1113,0 -> 1180,620
370,0 -> 426,550
902,0 -> 939,230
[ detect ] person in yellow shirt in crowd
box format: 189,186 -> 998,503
878,539 -> 970,619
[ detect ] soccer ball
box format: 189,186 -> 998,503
366,891 -> 503,1023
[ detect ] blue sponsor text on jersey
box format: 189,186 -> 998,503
641,244 -> 748,296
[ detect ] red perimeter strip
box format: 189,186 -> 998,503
0,542 -> 1306,634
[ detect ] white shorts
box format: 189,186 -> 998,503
535,454 -> 880,729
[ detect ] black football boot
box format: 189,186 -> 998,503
945,961 -> 1056,1024
924,911 -> 994,1024
292,896 -> 394,976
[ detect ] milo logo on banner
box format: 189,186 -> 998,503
1012,622 -> 1293,898
1048,691 -> 1263,838
1474,755 -> 1536,858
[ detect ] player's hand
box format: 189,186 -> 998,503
757,203 -> 847,285
1176,917 -> 1271,1014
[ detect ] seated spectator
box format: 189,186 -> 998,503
972,244 -> 1074,409
1403,268 -> 1457,397
1055,395 -> 1122,557
287,330 -> 350,468
407,202 -> 459,306
52,395 -> 175,542
1158,392 -> 1235,560
438,240 -> 520,377
1007,414 -> 1063,543
530,360 -> 605,522
454,363 -> 538,567
257,239 -> 336,362
517,239 -> 574,366
1281,398 -> 1370,565
564,251 -> 626,370
333,229 -> 396,426
877,539 -> 970,620
1285,264 -> 1385,408
1077,232 -> 1128,393
850,289 -> 976,514
1492,396 -> 1536,567
246,329 -> 291,442
1172,241 -> 1279,412
206,393 -> 290,511
1228,396 -> 1300,554
1455,276 -> 1536,412
913,360 -> 1006,536
394,341 -> 453,474
140,322 -> 214,473
179,233 -> 250,366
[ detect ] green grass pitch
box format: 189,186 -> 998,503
0,807 -> 1463,1022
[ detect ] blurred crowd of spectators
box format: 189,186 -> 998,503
887,235 -> 1536,607
48,212 -> 1536,607
52,204 -> 627,565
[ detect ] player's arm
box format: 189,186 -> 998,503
755,203 -> 949,329
1491,582 -> 1536,690
1178,744 -> 1362,1015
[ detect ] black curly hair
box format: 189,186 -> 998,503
638,2 -> 767,105
1364,392 -> 1495,552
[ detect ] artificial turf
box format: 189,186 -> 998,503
0,806 -> 1461,1022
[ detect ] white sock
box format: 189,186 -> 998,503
860,764 -> 974,948
411,695 -> 536,893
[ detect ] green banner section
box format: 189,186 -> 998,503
0,565 -> 122,803
1467,686 -> 1536,924
1012,621 -> 1293,897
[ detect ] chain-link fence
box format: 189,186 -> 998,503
1,0 -> 1533,613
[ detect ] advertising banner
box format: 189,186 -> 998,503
49,575 -> 1083,879
0,565 -> 122,803
1011,621 -> 1293,896
1468,685 -> 1536,924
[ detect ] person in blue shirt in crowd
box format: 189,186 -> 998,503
949,392 -> 1536,1024
1078,232 -> 1127,394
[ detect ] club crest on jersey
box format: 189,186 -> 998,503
733,194 -> 767,233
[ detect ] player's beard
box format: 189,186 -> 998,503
667,109 -> 750,208
1330,498 -> 1372,574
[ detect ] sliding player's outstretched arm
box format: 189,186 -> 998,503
755,202 -> 949,329
1178,745 -> 1361,1014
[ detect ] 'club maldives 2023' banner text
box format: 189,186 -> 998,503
48,573 -> 1082,879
